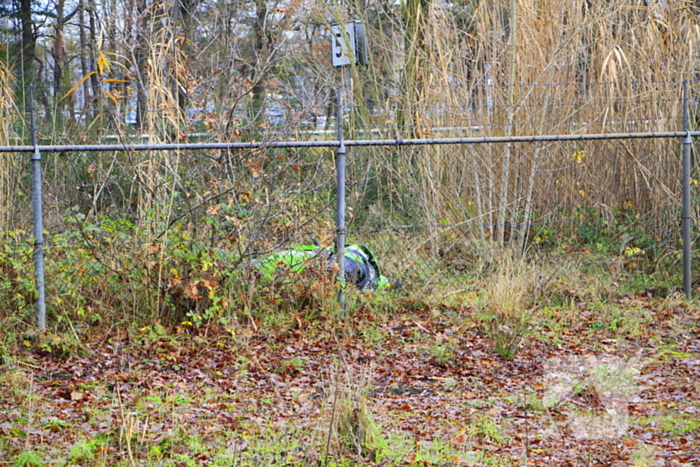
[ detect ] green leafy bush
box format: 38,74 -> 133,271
0,230 -> 36,321
0,208 -> 346,336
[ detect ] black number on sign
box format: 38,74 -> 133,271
335,33 -> 343,57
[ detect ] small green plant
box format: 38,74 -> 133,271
427,337 -> 459,367
35,333 -> 82,359
599,305 -> 654,338
12,450 -> 43,467
42,417 -> 67,432
630,443 -> 657,467
68,438 -> 107,464
464,415 -> 507,444
518,392 -> 545,413
273,357 -> 306,375
360,324 -> 386,348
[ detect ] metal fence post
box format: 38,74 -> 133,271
682,80 -> 693,300
335,84 -> 347,313
29,88 -> 47,331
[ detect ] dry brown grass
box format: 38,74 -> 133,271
135,15 -> 187,224
297,0 -> 696,248
5,1 -> 696,253
325,365 -> 385,461
481,249 -> 538,357
0,61 -> 18,235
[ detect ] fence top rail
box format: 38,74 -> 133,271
0,130 -> 693,153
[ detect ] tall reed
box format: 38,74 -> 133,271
8,0 -> 699,248
297,0 -> 698,248
0,58 -> 18,235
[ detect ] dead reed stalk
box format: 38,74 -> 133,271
0,61 -> 18,235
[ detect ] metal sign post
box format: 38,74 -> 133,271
331,20 -> 368,314
335,87 -> 347,313
682,80 -> 692,300
29,89 -> 47,331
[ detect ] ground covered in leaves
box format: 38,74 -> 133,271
1,293 -> 699,466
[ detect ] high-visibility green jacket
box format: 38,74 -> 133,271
254,244 -> 390,291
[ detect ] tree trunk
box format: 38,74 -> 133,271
175,0 -> 197,116
496,0 -> 517,246
53,0 -> 65,97
78,0 -> 93,115
134,0 -> 150,131
53,0 -> 78,125
87,0 -> 101,110
17,0 -> 36,103
250,0 -> 269,125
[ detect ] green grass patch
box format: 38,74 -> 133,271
634,415 -> 700,436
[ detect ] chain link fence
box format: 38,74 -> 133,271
0,80 -> 697,328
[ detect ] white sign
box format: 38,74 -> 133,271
331,22 -> 356,67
